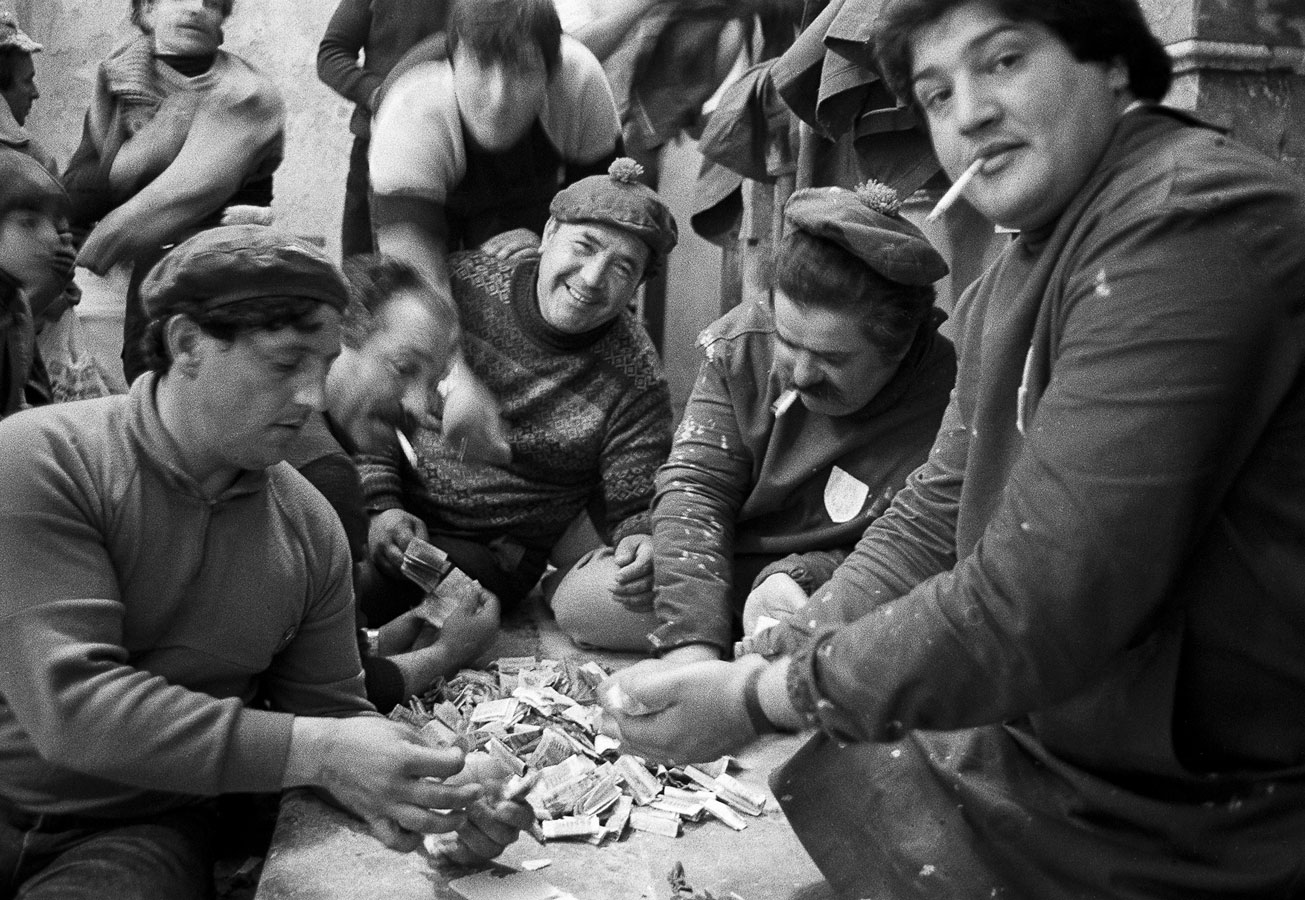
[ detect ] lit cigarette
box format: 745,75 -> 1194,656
925,157 -> 984,223
396,428 -> 419,468
770,388 -> 798,418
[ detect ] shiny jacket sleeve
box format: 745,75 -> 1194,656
650,353 -> 753,654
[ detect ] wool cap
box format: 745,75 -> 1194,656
0,150 -> 67,218
141,225 -> 349,318
549,158 -> 678,276
784,182 -> 948,286
0,9 -> 40,53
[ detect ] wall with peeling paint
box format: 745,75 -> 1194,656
1142,0 -> 1305,174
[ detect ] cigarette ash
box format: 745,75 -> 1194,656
389,656 -> 770,847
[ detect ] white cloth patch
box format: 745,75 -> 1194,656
824,465 -> 870,523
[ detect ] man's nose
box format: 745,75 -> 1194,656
954,77 -> 999,135
400,379 -> 432,420
294,367 -> 329,412
790,353 -> 820,389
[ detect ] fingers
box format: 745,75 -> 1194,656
367,817 -> 425,853
611,574 -> 653,597
441,799 -> 531,864
610,588 -> 654,613
389,803 -> 468,837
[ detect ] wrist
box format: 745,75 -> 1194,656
283,717 -> 329,789
757,657 -> 802,732
741,660 -> 779,736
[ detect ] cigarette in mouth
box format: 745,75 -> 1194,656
926,157 -> 985,224
770,388 -> 798,418
396,428 -> 419,468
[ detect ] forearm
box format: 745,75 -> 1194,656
373,195 -> 453,304
357,445 -> 406,513
317,0 -> 382,106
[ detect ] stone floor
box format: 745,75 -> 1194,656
246,596 -> 834,900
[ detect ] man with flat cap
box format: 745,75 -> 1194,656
0,225 -> 529,899
362,158 -> 676,657
566,183 -> 957,653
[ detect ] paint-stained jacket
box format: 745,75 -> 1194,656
769,106 -> 1305,897
651,299 -> 954,655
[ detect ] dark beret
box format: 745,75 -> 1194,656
141,225 -> 349,318
549,158 -> 678,277
784,184 -> 948,286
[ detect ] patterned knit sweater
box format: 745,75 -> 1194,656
360,251 -> 671,562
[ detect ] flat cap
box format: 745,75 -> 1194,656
784,183 -> 948,286
141,225 -> 348,318
0,9 -> 40,53
0,150 -> 67,218
550,158 -> 678,276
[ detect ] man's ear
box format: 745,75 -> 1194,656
164,315 -> 204,378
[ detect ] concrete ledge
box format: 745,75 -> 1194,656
1168,39 -> 1305,75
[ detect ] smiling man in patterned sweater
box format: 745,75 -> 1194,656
360,159 -> 676,652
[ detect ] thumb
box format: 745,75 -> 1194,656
599,673 -> 676,717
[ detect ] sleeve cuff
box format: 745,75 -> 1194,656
787,626 -> 887,744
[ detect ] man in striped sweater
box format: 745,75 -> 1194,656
362,159 -> 676,655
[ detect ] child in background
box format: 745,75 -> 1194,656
0,150 -> 58,417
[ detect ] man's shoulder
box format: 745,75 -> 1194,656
0,396 -> 131,484
1101,106 -> 1305,224
449,250 -> 517,311
210,50 -> 287,116
696,301 -> 774,368
0,395 -> 127,447
385,59 -> 457,120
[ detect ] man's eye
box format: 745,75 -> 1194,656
919,86 -> 951,111
991,51 -> 1024,73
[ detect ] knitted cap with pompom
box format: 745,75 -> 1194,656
549,158 -> 678,278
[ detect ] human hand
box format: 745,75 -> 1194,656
439,363 -> 511,466
428,577 -> 501,661
741,572 -> 809,637
610,533 -> 653,610
76,210 -> 136,275
369,509 -> 428,578
477,228 -> 541,262
436,793 -> 536,865
375,609 -> 426,656
287,716 -> 481,852
598,657 -> 765,764
51,235 -> 77,283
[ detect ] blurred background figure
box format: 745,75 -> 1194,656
316,0 -> 450,260
0,7 -> 55,174
63,0 -> 285,385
